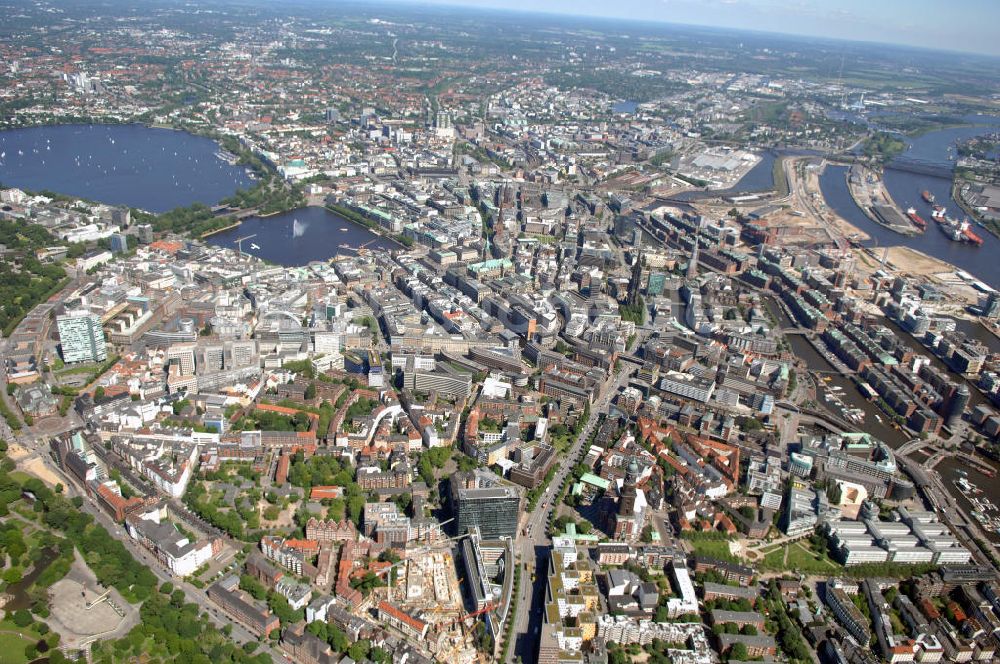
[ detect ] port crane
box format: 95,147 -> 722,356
233,233 -> 257,255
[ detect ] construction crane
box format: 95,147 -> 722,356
441,602 -> 497,628
373,530 -> 471,579
233,233 -> 257,255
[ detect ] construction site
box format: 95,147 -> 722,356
358,517 -> 514,664
383,547 -> 481,664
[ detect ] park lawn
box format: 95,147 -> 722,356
55,363 -> 101,376
763,541 -> 842,574
761,546 -> 787,569
787,541 -> 840,571
688,538 -> 737,562
8,470 -> 33,484
0,618 -> 43,664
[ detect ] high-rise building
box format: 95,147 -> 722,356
450,470 -> 520,539
166,344 -> 197,376
628,248 -> 643,304
687,232 -> 700,280
136,224 -> 154,244
56,312 -> 107,364
111,207 -> 130,228
946,384 -> 970,428
110,232 -> 129,254
982,291 -> 1000,319
228,340 -> 257,368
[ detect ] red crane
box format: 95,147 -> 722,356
442,602 -> 496,628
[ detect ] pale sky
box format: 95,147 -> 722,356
388,0 -> 1000,57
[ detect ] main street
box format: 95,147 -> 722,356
506,364 -> 634,664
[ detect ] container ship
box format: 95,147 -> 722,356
905,207 -> 927,231
922,190 -> 936,204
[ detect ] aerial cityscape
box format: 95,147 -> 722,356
2,1 -> 1000,663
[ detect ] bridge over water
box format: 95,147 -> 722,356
886,157 -> 954,180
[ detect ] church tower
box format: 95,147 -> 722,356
617,457 -> 639,517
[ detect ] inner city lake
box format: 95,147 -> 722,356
0,124 -> 254,213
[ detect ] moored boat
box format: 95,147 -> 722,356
906,207 -> 927,230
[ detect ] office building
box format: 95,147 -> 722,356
450,470 -> 520,539
56,311 -> 108,363
110,232 -> 129,254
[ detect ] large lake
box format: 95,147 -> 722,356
205,206 -> 400,266
0,124 -> 253,212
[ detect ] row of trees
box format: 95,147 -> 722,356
765,578 -> 813,663
619,295 -> 646,325
304,623 -> 391,663
184,480 -> 259,540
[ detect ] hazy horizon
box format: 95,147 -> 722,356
386,0 -> 1000,58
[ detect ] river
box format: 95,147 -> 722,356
820,164 -> 999,284
204,206 -> 400,266
819,119 -> 1000,284
0,124 -> 253,213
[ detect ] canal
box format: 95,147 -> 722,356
784,333 -> 909,448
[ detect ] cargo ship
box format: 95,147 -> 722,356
922,190 -> 936,204
937,216 -> 983,245
931,205 -> 946,220
905,207 -> 927,231
961,219 -> 984,245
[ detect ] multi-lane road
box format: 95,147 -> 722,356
505,364 -> 634,664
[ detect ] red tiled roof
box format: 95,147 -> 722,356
378,601 -> 427,633
284,539 -> 319,552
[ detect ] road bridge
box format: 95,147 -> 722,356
886,159 -> 954,180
